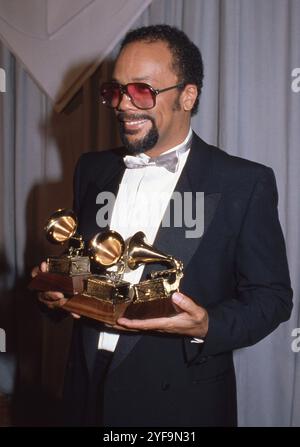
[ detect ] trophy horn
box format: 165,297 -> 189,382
89,230 -> 125,268
45,209 -> 78,244
126,231 -> 174,270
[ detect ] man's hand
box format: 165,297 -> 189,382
31,262 -> 81,319
115,292 -> 209,338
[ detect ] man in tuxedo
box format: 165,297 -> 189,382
34,25 -> 293,426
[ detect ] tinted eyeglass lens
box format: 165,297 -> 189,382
101,83 -> 156,109
127,83 -> 155,109
101,84 -> 121,108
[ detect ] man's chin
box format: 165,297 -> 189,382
123,137 -> 158,154
122,128 -> 147,137
120,123 -> 159,154
122,137 -> 148,154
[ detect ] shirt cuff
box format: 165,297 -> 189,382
190,337 -> 204,344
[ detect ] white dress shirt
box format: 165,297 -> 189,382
98,128 -> 193,351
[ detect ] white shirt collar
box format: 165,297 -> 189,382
140,127 -> 193,161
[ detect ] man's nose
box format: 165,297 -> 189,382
117,91 -> 134,111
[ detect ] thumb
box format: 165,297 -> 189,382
40,261 -> 48,272
172,292 -> 198,314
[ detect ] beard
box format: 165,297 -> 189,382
117,113 -> 159,154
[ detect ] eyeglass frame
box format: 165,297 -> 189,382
100,81 -> 185,110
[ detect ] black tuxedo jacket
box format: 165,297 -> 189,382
63,132 -> 292,427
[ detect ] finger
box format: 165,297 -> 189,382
104,323 -> 140,332
39,291 -> 65,302
41,298 -> 68,309
40,261 -> 48,273
172,302 -> 182,313
38,293 -> 66,310
117,316 -> 172,331
172,292 -> 199,315
31,261 -> 48,278
31,266 -> 40,278
71,313 -> 81,319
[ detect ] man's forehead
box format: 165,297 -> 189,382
117,40 -> 172,63
113,40 -> 174,81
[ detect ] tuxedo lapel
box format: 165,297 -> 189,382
78,156 -> 125,240
107,332 -> 142,374
145,133 -> 221,271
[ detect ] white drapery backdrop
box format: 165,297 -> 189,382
0,0 -> 152,110
0,0 -> 299,426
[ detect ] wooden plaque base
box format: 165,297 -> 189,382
124,297 -> 177,320
28,272 -> 90,296
62,294 -> 177,325
29,274 -> 178,325
62,294 -> 131,325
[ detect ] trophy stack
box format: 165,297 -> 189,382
29,209 -> 184,325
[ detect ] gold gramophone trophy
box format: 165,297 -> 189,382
124,231 -> 184,320
63,230 -> 184,324
29,209 -> 91,295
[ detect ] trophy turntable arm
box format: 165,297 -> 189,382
149,258 -> 183,282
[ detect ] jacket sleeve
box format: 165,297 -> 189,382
37,155 -> 85,322
199,167 -> 293,358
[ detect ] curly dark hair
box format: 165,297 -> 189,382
119,24 -> 204,115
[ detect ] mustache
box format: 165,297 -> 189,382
117,112 -> 154,123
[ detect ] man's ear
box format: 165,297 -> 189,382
182,84 -> 198,112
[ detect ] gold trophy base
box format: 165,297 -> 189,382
47,255 -> 90,275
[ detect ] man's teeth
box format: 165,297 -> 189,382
125,119 -> 148,125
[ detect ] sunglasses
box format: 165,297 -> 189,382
100,81 -> 184,110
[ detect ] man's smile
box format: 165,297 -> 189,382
118,114 -> 153,134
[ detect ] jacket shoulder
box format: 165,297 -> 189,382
76,147 -> 125,176
209,143 -> 272,177
73,148 -> 125,213
198,138 -> 276,190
